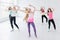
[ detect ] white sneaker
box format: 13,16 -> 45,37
53,30 -> 56,32
11,29 -> 14,32
48,29 -> 51,32
18,29 -> 20,32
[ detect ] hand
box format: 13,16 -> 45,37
52,8 -> 54,11
29,4 -> 33,6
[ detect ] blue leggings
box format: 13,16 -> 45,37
27,22 -> 37,37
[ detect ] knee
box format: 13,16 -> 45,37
14,22 -> 15,24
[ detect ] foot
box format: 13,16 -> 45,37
46,20 -> 48,23
11,29 -> 14,32
18,29 -> 20,31
35,34 -> 37,38
53,29 -> 56,32
17,27 -> 19,29
48,29 -> 51,32
29,34 -> 31,37
54,29 -> 56,30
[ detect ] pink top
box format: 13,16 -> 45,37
48,12 -> 53,20
27,13 -> 34,22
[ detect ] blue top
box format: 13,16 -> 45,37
9,10 -> 17,17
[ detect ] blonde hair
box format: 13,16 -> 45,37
24,8 -> 30,22
24,14 -> 29,22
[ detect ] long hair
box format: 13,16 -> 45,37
47,8 -> 52,13
8,7 -> 12,10
24,14 -> 29,21
24,8 -> 29,21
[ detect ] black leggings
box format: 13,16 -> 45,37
9,15 -> 19,29
48,19 -> 56,30
42,15 -> 48,23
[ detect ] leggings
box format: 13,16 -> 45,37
27,22 -> 37,37
48,19 -> 56,30
9,15 -> 19,29
42,15 -> 48,23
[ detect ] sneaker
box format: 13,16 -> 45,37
29,34 -> 31,37
18,29 -> 20,32
48,29 -> 51,32
53,29 -> 56,32
11,29 -> 14,32
35,34 -> 37,38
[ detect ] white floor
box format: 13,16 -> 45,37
0,16 -> 60,40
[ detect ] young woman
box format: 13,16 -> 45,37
20,5 -> 37,37
47,8 -> 56,31
27,5 -> 37,37
8,6 -> 19,31
40,7 -> 48,23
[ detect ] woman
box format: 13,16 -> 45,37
20,5 -> 37,37
8,6 -> 19,31
27,5 -> 37,37
40,7 -> 48,23
47,8 -> 56,31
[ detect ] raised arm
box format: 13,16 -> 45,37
52,8 -> 54,11
14,5 -> 20,11
15,6 -> 26,13
19,9 -> 25,12
29,4 -> 36,13
19,7 -> 29,13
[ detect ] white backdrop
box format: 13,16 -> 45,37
0,0 -> 60,40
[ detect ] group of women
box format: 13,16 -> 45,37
8,4 -> 56,38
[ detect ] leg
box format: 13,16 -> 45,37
14,17 -> 19,29
44,15 -> 48,22
42,15 -> 43,23
48,20 -> 51,30
31,22 -> 37,37
51,19 -> 56,30
9,16 -> 14,29
27,22 -> 31,37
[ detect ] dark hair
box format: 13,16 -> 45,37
40,8 -> 45,12
8,7 -> 12,10
47,8 -> 52,13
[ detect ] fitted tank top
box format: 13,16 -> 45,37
27,13 -> 34,22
